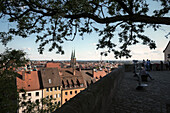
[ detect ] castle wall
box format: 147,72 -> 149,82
53,66 -> 124,113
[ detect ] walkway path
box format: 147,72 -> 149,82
108,71 -> 170,113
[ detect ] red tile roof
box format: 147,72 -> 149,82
46,62 -> 61,69
16,71 -> 40,91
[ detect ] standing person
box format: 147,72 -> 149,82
168,60 -> 170,71
149,60 -> 152,71
160,61 -> 163,71
146,59 -> 150,71
142,59 -> 146,68
165,60 -> 169,70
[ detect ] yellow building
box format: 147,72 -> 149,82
62,88 -> 84,104
39,68 -> 62,108
59,68 -> 85,105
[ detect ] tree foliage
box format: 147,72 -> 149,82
0,49 -> 59,112
0,48 -> 29,113
0,0 -> 170,58
19,91 -> 60,113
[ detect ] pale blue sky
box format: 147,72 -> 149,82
0,1 -> 169,61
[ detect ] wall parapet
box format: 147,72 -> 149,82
124,63 -> 169,72
53,66 -> 124,113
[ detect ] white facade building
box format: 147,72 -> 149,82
19,90 -> 42,113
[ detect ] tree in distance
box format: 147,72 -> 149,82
0,0 -> 170,58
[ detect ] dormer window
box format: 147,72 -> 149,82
80,83 -> 84,87
62,80 -> 65,88
76,79 -> 80,87
168,54 -> 170,58
49,79 -> 51,84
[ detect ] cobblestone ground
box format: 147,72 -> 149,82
108,71 -> 170,113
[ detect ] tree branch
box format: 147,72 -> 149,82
65,13 -> 170,25
114,0 -> 133,15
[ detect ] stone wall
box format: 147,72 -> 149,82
124,63 -> 169,72
53,66 -> 124,113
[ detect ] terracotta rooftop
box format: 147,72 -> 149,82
16,71 -> 40,91
46,62 -> 61,69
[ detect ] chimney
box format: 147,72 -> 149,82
73,68 -> 76,76
79,65 -> 81,72
92,69 -> 94,78
22,71 -> 25,80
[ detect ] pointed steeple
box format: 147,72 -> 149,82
71,50 -> 73,59
73,49 -> 76,58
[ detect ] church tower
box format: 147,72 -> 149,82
70,50 -> 76,68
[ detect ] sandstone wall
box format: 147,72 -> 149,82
53,66 -> 124,113
124,63 -> 169,72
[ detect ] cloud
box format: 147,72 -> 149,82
91,43 -> 97,46
150,50 -> 162,54
22,47 -> 32,51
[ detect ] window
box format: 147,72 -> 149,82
28,85 -> 30,87
46,96 -> 49,99
62,80 -> 65,88
56,94 -> 58,98
28,93 -> 31,96
65,99 -> 67,102
49,79 -> 51,83
58,86 -> 61,90
70,91 -> 72,95
80,83 -> 84,87
75,91 -> 77,94
58,94 -> 61,98
50,87 -> 53,92
46,88 -> 49,92
55,102 -> 57,105
22,94 -> 25,97
28,100 -> 31,103
50,95 -> 53,99
54,87 -> 57,91
58,101 -> 61,105
168,54 -> 170,58
35,99 -> 39,103
65,92 -> 68,95
21,102 -> 26,107
36,92 -> 39,96
76,79 -> 80,86
71,79 -> 74,87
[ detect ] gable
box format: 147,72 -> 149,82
163,41 -> 170,52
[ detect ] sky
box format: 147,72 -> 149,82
0,1 -> 169,61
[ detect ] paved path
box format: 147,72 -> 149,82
108,71 -> 170,113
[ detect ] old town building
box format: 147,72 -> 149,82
17,70 -> 42,113
163,41 -> 170,61
39,68 -> 62,108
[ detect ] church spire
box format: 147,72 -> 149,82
73,49 -> 76,58
71,50 -> 73,59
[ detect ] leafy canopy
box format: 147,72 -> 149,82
0,48 -> 28,113
0,0 -> 170,58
